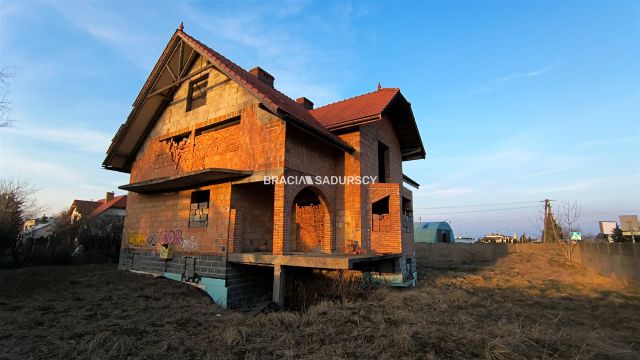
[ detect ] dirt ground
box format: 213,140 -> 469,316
1,250 -> 638,359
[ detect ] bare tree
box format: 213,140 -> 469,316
0,178 -> 42,266
554,200 -> 582,262
0,68 -> 15,128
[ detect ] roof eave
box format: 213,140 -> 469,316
279,110 -> 355,153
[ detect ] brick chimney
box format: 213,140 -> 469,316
105,192 -> 115,203
296,97 -> 314,110
249,67 -> 274,87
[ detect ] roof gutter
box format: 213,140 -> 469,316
402,174 -> 420,189
325,114 -> 382,131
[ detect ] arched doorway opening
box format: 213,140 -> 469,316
289,187 -> 331,253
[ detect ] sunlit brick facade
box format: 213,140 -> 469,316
105,26 -> 425,309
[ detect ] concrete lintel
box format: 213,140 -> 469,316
228,252 -> 401,270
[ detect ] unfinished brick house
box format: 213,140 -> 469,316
104,25 -> 425,309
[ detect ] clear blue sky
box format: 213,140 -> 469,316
0,0 -> 638,237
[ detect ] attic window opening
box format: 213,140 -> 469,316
189,190 -> 209,228
187,75 -> 208,111
196,116 -> 241,136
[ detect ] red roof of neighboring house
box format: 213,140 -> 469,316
69,200 -> 102,217
310,88 -> 400,129
88,195 -> 127,218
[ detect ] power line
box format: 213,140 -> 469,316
413,200 -> 542,210
415,205 -> 540,216
580,208 -> 640,215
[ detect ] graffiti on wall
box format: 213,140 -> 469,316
147,233 -> 158,246
127,229 -> 199,251
128,232 -> 145,246
181,236 -> 198,250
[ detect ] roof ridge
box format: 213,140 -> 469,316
312,88 -> 400,111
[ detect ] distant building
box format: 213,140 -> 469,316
56,191 -> 128,260
68,192 -> 126,224
598,221 -> 617,242
20,215 -> 55,241
455,236 -> 476,243
414,222 -> 455,243
480,233 -> 514,243
619,215 -> 639,239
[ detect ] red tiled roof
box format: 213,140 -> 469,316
176,30 -> 354,152
310,88 -> 400,129
88,195 -> 127,218
69,200 -> 102,216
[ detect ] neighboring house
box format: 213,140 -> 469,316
598,221 -> 617,242
104,25 -> 426,309
57,192 -> 127,248
414,222 -> 455,243
20,216 -> 55,241
68,192 -> 127,224
22,215 -> 51,232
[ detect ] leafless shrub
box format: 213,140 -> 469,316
0,178 -> 41,266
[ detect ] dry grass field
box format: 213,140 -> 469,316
1,248 -> 638,359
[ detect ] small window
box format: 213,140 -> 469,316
187,76 -> 208,111
372,196 -> 390,215
402,197 -> 413,233
378,141 -> 390,183
371,196 -> 390,232
189,190 -> 209,228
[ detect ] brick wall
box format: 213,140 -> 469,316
368,183 -> 402,254
400,186 -> 415,256
226,264 -> 273,309
122,59 -> 286,259
337,130 -> 364,252
122,183 -> 231,256
131,61 -> 286,184
285,125 -> 341,177
230,183 -> 274,252
359,118 -> 403,183
293,203 -> 325,252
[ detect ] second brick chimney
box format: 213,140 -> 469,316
249,67 -> 274,87
105,192 -> 115,203
296,97 -> 314,110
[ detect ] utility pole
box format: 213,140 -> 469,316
542,199 -> 557,243
543,199 -> 550,243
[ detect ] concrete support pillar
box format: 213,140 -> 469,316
272,264 -> 285,306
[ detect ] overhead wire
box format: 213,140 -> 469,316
414,205 -> 540,216
413,200 -> 542,210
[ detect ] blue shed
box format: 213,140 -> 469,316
414,222 -> 455,243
